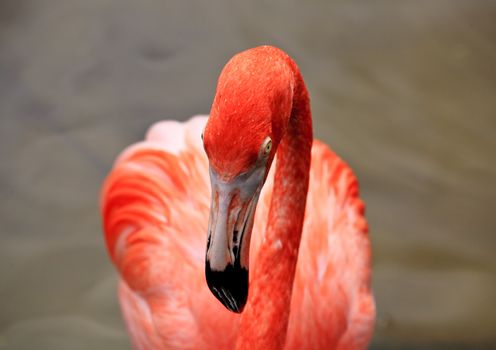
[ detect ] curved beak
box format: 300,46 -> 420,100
205,166 -> 265,313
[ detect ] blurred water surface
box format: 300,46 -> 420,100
1,1 -> 495,349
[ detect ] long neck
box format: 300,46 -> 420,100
236,67 -> 313,349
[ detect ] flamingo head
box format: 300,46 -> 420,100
202,47 -> 294,313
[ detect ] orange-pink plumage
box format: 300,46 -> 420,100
101,46 -> 375,349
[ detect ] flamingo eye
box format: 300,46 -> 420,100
262,137 -> 272,156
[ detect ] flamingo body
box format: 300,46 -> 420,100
102,115 -> 374,349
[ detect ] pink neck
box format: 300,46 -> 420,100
236,64 -> 313,349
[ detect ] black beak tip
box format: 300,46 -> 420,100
205,261 -> 249,313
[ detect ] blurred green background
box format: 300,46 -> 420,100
1,1 -> 495,349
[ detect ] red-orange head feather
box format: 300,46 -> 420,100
203,46 -> 295,180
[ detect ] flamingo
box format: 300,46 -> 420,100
101,46 -> 375,349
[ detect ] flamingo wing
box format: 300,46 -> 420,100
249,140 -> 374,349
246,140 -> 375,349
101,116 -> 239,349
283,140 -> 375,349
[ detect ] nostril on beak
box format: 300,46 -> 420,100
206,232 -> 212,250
